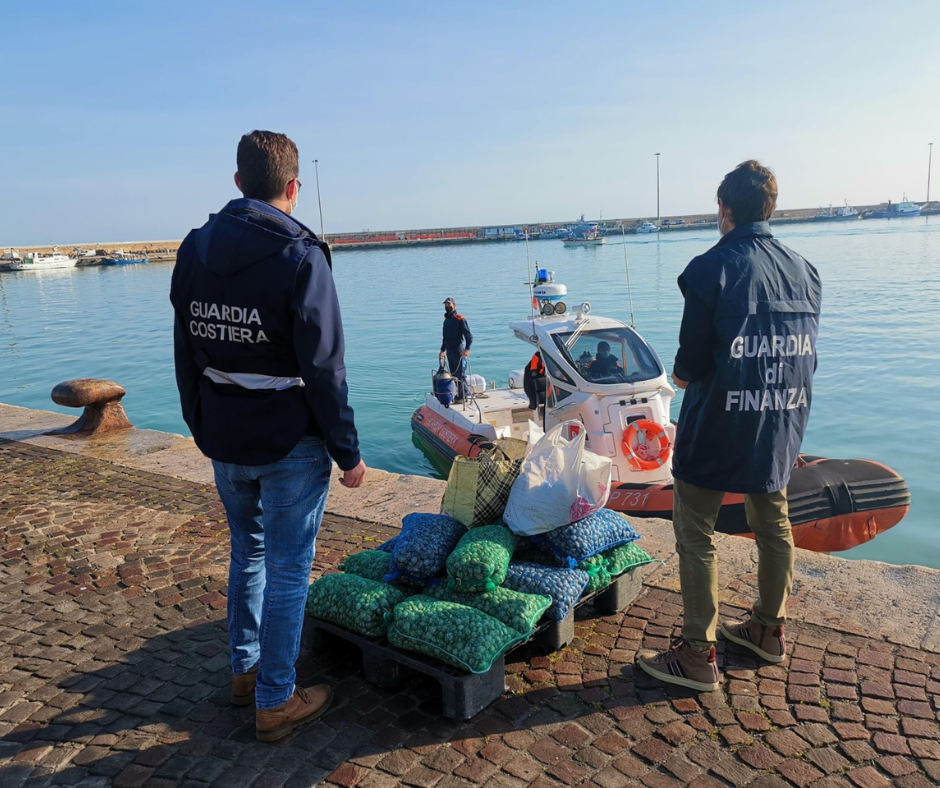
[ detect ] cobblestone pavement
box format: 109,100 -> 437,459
1,438 -> 938,787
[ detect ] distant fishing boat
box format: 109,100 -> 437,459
4,248 -> 76,271
863,197 -> 922,219
102,250 -> 150,265
562,215 -> 605,245
635,221 -> 659,234
814,202 -> 859,221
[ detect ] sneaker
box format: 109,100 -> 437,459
637,638 -> 720,692
231,665 -> 258,707
255,684 -> 333,742
720,618 -> 787,663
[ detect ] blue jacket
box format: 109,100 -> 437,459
170,198 -> 361,470
672,222 -> 821,493
441,313 -> 472,353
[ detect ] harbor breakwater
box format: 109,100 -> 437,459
8,202 -> 930,257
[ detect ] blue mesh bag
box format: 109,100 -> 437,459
376,535 -> 399,553
502,561 -> 590,621
385,513 -> 466,586
533,509 -> 639,564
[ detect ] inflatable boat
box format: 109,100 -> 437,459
411,269 -> 910,554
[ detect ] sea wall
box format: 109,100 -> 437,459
2,401 -> 937,653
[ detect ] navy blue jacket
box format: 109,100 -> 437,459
441,312 -> 472,353
672,222 -> 821,493
170,198 -> 361,470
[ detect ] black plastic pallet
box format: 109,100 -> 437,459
304,563 -> 650,720
303,617 -> 505,721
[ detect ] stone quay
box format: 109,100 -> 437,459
1,400 -> 938,787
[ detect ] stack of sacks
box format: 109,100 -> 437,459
387,520 -> 552,673
307,512 -> 552,674
306,435 -> 656,672
506,508 -> 653,613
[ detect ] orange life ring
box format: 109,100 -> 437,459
622,419 -> 671,471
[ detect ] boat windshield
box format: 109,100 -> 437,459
552,327 -> 663,385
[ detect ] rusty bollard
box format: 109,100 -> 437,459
48,379 -> 134,436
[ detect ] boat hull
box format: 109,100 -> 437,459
412,406 -> 910,553
866,209 -> 922,219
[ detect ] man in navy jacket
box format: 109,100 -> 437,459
638,161 -> 821,692
171,131 -> 366,741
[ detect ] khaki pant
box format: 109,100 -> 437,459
672,478 -> 794,650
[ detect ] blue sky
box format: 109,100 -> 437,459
2,1 -> 938,246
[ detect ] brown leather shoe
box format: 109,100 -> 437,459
231,666 -> 258,706
256,684 -> 333,742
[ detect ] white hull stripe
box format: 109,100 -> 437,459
203,367 -> 305,391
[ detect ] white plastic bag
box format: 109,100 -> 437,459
503,421 -> 612,536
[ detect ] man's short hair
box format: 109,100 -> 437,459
236,131 -> 299,201
597,341 -> 610,352
716,160 -> 778,224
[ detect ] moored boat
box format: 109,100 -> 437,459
635,221 -> 659,234
5,248 -> 76,270
814,202 -> 859,221
562,215 -> 606,245
863,198 -> 922,219
411,271 -> 909,553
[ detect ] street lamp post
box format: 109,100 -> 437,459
312,159 -> 325,237
655,153 -> 661,222
928,143 -> 934,204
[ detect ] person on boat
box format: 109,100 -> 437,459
170,130 -> 367,742
588,341 -> 623,379
439,297 -> 473,401
523,350 -> 551,414
638,160 -> 821,692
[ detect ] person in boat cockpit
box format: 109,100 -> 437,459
588,341 -> 622,379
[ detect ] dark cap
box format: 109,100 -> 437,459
443,297 -> 456,305
597,341 -> 611,351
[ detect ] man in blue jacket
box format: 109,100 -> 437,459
170,130 -> 366,741
638,161 -> 821,692
439,297 -> 473,400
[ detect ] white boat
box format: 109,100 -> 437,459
561,215 -> 605,245
6,247 -> 77,271
635,221 -> 659,234
413,271 -> 677,485
814,202 -> 859,221
410,268 -> 910,554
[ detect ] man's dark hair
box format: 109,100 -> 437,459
716,160 -> 778,224
598,341 -> 610,351
236,130 -> 299,201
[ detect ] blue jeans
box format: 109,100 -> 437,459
212,437 -> 331,710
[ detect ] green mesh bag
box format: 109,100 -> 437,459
578,554 -> 613,593
424,583 -> 551,635
578,542 -> 655,594
306,573 -> 406,638
445,524 -> 516,593
339,550 -> 391,582
387,595 -> 526,673
604,541 -> 655,576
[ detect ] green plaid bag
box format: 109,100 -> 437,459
441,439 -> 527,528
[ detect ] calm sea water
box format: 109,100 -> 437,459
2,218 -> 938,568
